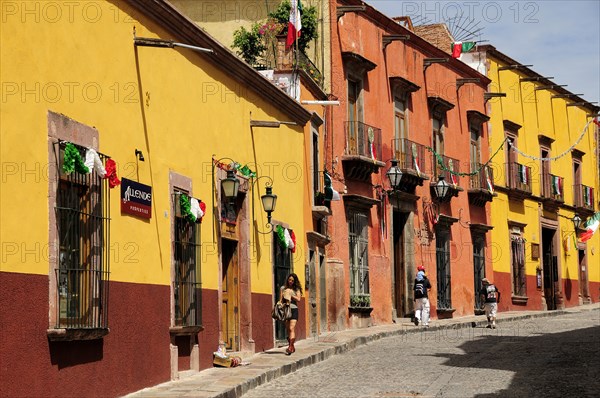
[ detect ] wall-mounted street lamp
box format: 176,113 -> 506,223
252,176 -> 277,234
135,149 -> 145,161
221,170 -> 240,202
433,175 -> 450,201
573,214 -> 583,230
386,159 -> 403,191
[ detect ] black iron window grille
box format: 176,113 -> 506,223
436,229 -> 452,310
173,192 -> 202,327
511,235 -> 527,296
349,211 -> 370,301
54,142 -> 110,329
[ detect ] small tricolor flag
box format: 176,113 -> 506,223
451,41 -> 476,58
579,212 -> 600,243
286,0 -> 302,49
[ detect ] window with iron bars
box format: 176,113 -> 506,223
511,234 -> 527,296
173,191 -> 202,327
348,210 -> 369,305
54,142 -> 110,330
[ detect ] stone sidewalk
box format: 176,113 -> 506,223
124,303 -> 599,398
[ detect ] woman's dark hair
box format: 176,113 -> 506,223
286,273 -> 303,294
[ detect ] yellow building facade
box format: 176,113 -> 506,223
0,0 -> 311,396
464,45 -> 599,311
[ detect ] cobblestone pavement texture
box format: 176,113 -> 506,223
125,304 -> 599,398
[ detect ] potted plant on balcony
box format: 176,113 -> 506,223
232,0 -> 318,68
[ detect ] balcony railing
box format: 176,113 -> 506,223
506,162 -> 532,194
345,121 -> 382,161
296,51 -> 324,87
432,154 -> 461,187
392,138 -> 427,175
469,163 -> 495,192
541,173 -> 564,202
574,184 -> 595,211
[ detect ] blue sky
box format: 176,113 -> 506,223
367,0 -> 600,105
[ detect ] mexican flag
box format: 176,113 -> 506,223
286,0 -> 302,49
451,41 -> 476,58
579,212 -> 600,243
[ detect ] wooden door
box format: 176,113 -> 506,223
221,239 -> 239,351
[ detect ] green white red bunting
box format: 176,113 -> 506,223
62,142 -> 120,188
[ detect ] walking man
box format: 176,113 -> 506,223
413,265 -> 431,327
480,278 -> 500,328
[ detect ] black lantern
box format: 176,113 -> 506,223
433,175 -> 450,200
573,214 -> 582,230
261,185 -> 277,224
386,159 -> 403,190
221,170 -> 240,200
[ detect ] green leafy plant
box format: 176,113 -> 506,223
232,0 -> 318,66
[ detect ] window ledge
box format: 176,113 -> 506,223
47,328 -> 109,341
512,295 -> 528,305
170,325 -> 204,336
436,308 -> 456,314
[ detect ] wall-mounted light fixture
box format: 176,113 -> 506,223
221,170 -> 240,202
135,149 -> 145,161
386,159 -> 403,192
573,214 -> 583,230
252,176 -> 277,234
433,175 -> 451,201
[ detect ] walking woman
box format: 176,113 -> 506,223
280,273 -> 302,355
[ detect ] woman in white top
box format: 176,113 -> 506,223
280,273 -> 302,355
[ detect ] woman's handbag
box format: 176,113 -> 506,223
271,301 -> 292,321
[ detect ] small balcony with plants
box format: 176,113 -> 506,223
231,1 -> 322,88
342,121 -> 385,181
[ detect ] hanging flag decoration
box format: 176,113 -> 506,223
448,159 -> 458,186
324,171 -> 341,201
579,212 -> 600,243
411,143 -> 421,176
451,41 -> 476,58
191,197 -> 206,223
368,127 -> 376,161
84,148 -> 107,178
593,117 -> 600,127
284,228 -> 295,251
551,175 -> 562,196
485,167 -> 494,195
286,0 -> 302,49
583,186 -> 593,207
290,229 -> 296,253
63,142 -> 89,174
275,225 -> 287,248
518,164 -> 528,184
104,159 -> 121,188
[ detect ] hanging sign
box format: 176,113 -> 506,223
121,178 -> 152,219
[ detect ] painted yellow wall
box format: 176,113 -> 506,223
488,56 -> 599,286
0,0 -> 307,294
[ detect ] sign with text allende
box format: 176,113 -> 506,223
121,178 -> 152,219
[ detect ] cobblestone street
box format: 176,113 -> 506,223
243,309 -> 600,398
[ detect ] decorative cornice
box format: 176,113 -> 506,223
389,76 -> 421,93
503,119 -> 522,132
467,110 -> 490,125
342,51 -> 377,73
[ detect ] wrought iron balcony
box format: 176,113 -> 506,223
468,163 -> 496,206
573,183 -> 595,216
390,138 -> 430,193
431,154 -> 462,202
540,173 -> 564,210
342,121 -> 385,181
505,162 -> 532,200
